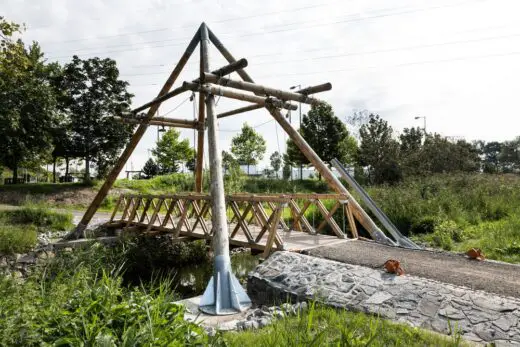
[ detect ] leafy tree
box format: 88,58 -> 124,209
230,123 -> 266,175
152,129 -> 194,174
499,137 -> 520,173
269,151 -> 282,178
55,55 -> 133,180
0,20 -> 58,183
284,129 -> 309,175
222,151 -> 237,174
298,102 -> 357,180
301,103 -> 356,164
399,127 -> 424,177
142,158 -> 159,178
186,152 -> 196,172
358,114 -> 401,184
282,163 -> 291,180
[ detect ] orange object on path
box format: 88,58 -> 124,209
384,259 -> 405,276
466,248 -> 485,261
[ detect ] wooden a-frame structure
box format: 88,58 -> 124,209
70,23 -> 401,246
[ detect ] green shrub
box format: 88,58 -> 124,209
0,207 -> 73,231
0,245 -> 209,345
0,224 -> 38,254
410,217 -> 436,235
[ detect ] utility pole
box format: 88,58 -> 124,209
199,23 -> 251,316
290,84 -> 303,180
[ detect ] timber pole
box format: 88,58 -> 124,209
183,82 -> 297,111
67,27 -> 202,239
195,26 -> 209,193
203,73 -> 324,105
199,23 -> 251,315
265,104 -> 394,244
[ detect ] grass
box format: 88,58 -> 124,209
0,206 -> 73,255
0,206 -> 73,231
0,224 -> 37,254
0,245 -> 210,346
0,243 -> 466,346
225,303 -> 465,347
364,174 -> 520,263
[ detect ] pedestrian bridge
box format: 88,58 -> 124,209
106,193 -> 360,257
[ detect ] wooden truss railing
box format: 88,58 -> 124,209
107,193 -> 359,257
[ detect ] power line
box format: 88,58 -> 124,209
118,31 -> 520,78
44,1 -> 481,60
219,119 -> 274,132
128,48 -> 520,88
39,3 -> 330,46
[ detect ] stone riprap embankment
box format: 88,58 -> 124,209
248,251 -> 520,346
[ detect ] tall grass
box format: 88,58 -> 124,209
0,245 -> 210,345
225,303 -> 464,346
0,224 -> 37,254
0,206 -> 73,231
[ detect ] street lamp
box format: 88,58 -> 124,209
290,84 -> 304,180
414,116 -> 426,134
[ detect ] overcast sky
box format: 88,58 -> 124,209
4,0 -> 520,173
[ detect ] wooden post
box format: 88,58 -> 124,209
118,117 -> 198,129
68,27 -> 201,239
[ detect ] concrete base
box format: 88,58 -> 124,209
175,295 -> 253,330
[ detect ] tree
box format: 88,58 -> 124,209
56,55 -> 133,180
399,127 -> 424,177
499,137 -> 520,173
300,102 -> 357,179
185,152 -> 196,172
230,123 -> 266,175
284,129 -> 309,176
222,151 -> 237,174
358,114 -> 401,184
142,158 -> 159,178
269,151 -> 282,178
152,129 -> 194,174
0,20 -> 58,183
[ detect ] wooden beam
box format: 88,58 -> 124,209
200,58 -> 247,81
132,85 -> 189,114
118,117 -> 198,129
298,83 -> 332,95
69,26 -> 201,239
132,59 -> 248,115
217,104 -> 262,119
216,84 -> 332,119
183,82 -> 297,111
204,73 -> 323,105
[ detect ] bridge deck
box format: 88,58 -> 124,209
108,218 -> 351,252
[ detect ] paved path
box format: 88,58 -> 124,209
249,252 -> 520,346
307,240 -> 520,299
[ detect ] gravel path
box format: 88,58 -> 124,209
307,240 -> 520,299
